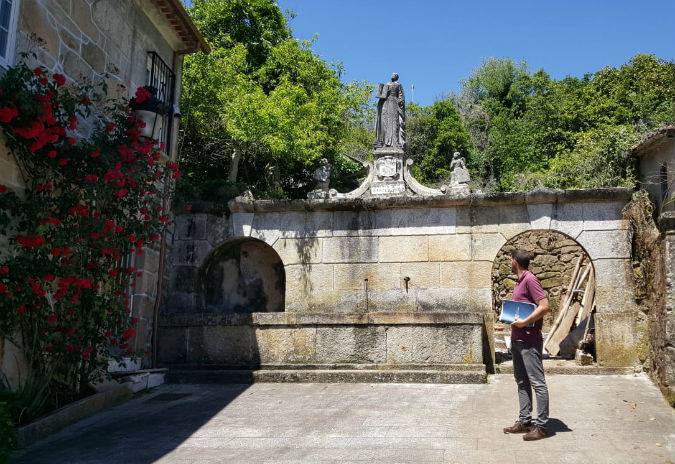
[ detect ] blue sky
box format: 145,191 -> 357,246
275,0 -> 674,106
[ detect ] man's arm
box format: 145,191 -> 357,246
511,297 -> 550,329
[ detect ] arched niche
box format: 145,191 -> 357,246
491,229 -> 594,330
202,238 -> 285,313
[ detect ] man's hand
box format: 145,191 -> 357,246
510,298 -> 550,330
511,318 -> 528,329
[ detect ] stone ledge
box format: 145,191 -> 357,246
166,366 -> 487,384
159,311 -> 486,327
495,363 -> 636,375
163,362 -> 486,371
228,188 -> 634,213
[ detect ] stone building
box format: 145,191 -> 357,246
0,0 -> 208,386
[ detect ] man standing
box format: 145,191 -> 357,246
503,249 -> 551,441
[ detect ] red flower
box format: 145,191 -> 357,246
50,247 -> 62,256
48,150 -> 58,158
91,149 -> 101,158
66,326 -> 75,336
0,185 -> 6,193
58,158 -> 68,166
48,314 -> 58,324
16,305 -> 26,315
186,204 -> 192,212
13,120 -> 45,139
0,266 -> 8,274
134,86 -> 152,104
53,74 -> 66,86
84,174 -> 98,182
17,235 -> 46,247
116,189 -> 128,198
40,77 -> 48,86
105,122 -> 115,132
81,96 -> 91,106
41,217 -> 62,226
43,273 -> 55,282
122,328 -> 136,341
34,67 -> 43,76
68,116 -> 77,130
0,283 -> 7,293
66,137 -> 76,145
0,105 -> 18,123
76,278 -> 93,289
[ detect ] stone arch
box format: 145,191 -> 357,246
201,237 -> 285,313
491,229 -> 594,331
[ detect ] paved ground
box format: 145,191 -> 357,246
12,374 -> 675,464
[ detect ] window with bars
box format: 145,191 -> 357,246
0,0 -> 19,69
145,52 -> 176,156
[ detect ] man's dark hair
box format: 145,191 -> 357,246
511,249 -> 531,269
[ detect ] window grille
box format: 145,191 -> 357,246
145,52 -> 176,155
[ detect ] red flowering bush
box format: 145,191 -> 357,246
0,61 -> 178,420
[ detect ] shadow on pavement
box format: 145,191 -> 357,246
11,384 -> 251,464
547,417 -> 572,437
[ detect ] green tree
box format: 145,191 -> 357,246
456,54 -> 674,191
179,0 -> 372,199
406,100 -> 473,185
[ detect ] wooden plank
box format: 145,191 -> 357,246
546,301 -> 581,356
544,257 -> 583,349
544,260 -> 586,350
576,270 -> 595,325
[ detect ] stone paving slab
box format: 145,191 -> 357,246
11,375 -> 675,464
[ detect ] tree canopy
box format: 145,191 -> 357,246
178,2 -> 674,198
179,0 -> 372,199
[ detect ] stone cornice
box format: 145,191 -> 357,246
228,187 -> 634,213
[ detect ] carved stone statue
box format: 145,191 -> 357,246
307,158 -> 331,199
450,152 -> 470,187
374,73 -> 405,149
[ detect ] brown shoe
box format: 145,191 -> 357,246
523,426 -> 547,441
503,421 -> 532,434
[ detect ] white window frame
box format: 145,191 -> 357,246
0,0 -> 21,70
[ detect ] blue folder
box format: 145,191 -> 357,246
499,299 -> 536,328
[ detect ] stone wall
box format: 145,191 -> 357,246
18,0 -> 177,98
158,312 -> 485,369
492,230 -> 588,331
160,188 -> 638,369
649,214 -> 675,405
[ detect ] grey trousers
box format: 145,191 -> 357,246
512,340 -> 549,428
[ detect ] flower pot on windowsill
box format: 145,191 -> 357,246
129,86 -> 169,141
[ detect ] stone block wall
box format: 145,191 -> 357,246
17,0 -> 176,99
157,312 -> 485,368
160,188 -> 641,368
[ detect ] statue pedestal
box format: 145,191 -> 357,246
371,147 -> 405,196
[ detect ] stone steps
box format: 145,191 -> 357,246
495,359 -> 634,375
166,365 -> 487,384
